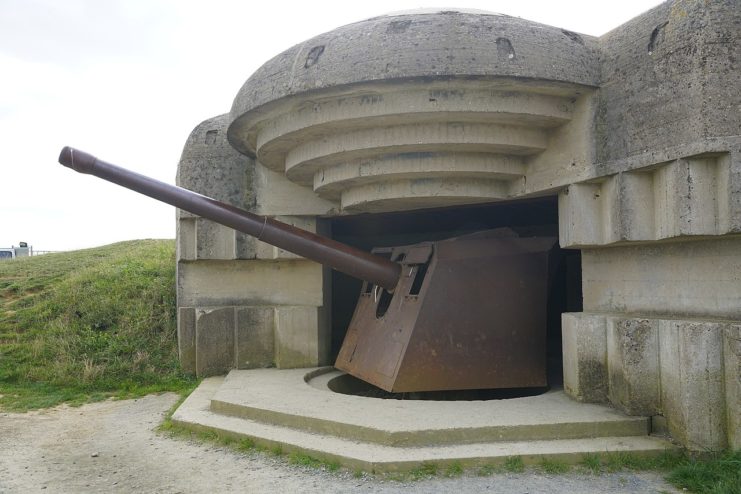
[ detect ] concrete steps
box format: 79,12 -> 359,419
172,369 -> 676,472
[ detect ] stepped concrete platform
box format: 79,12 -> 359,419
172,368 -> 676,472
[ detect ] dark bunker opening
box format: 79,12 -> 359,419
321,196 -> 582,400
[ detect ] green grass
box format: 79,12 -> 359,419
288,452 -> 340,471
600,450 -> 685,473
443,461 -> 464,477
237,438 -> 256,452
409,462 -> 438,480
666,450 -> 741,494
580,452 -> 602,473
539,457 -> 569,474
503,455 -> 525,473
476,463 -> 498,476
574,450 -> 739,493
0,240 -> 195,411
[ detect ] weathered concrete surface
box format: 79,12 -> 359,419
229,11 -> 600,131
724,324 -> 741,449
563,313 -> 738,451
225,8 -> 601,213
580,236 -> 741,320
253,163 -> 337,217
229,77 -> 594,213
177,307 -> 196,373
210,369 -> 648,445
176,114 -> 256,261
178,304 -> 329,376
171,371 -> 674,473
176,114 -> 255,213
177,260 -> 323,308
195,307 -> 235,377
561,313 -> 608,403
606,318 -> 660,416
176,116 -> 334,375
274,306 -> 329,368
225,2 -> 740,215
558,182 -> 602,247
659,320 -> 727,450
175,258 -> 328,374
559,154 -> 738,248
235,306 -> 275,369
596,0 -> 741,164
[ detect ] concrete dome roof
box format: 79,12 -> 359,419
226,10 -> 602,213
229,9 -> 599,125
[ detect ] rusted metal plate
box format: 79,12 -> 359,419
335,229 -> 556,393
402,244 -> 433,265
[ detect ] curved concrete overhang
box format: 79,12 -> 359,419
228,9 -> 600,213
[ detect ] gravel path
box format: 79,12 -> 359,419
0,393 -> 680,493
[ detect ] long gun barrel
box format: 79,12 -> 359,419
58,146 -> 401,291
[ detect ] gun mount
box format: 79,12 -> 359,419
59,146 -> 555,393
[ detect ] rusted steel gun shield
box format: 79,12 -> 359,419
336,229 -> 556,393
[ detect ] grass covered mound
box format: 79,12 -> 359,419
0,240 -> 195,411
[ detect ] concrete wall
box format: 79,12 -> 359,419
564,313 -> 739,450
596,0 -> 741,164
175,114 -> 334,375
559,153 -> 740,247
555,0 -> 741,450
562,235 -> 741,450
580,238 -> 741,320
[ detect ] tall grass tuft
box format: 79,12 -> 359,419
0,240 -> 195,411
666,450 -> 741,494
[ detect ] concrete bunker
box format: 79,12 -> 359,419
173,2 -> 741,454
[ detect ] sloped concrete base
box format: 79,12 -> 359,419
172,368 -> 675,472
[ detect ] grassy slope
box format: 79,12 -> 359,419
0,240 -> 195,411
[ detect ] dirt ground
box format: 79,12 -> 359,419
0,393 -> 681,493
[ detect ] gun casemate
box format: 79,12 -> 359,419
60,146 -> 555,392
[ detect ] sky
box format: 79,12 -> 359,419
0,0 -> 663,252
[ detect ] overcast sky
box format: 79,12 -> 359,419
0,0 -> 663,252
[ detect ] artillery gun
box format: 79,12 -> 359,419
59,146 -> 555,392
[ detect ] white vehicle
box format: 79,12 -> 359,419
0,242 -> 31,260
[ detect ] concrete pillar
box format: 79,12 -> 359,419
195,219 -> 236,260
562,313 -> 608,403
725,324 -> 741,449
177,307 -> 196,373
236,307 -> 275,369
195,307 -> 235,377
659,320 -> 727,450
606,317 -> 660,416
275,306 -> 328,368
565,312 -> 738,450
558,183 -> 602,247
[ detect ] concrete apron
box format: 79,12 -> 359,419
172,368 -> 675,472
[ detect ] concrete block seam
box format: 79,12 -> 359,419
560,151 -> 734,247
